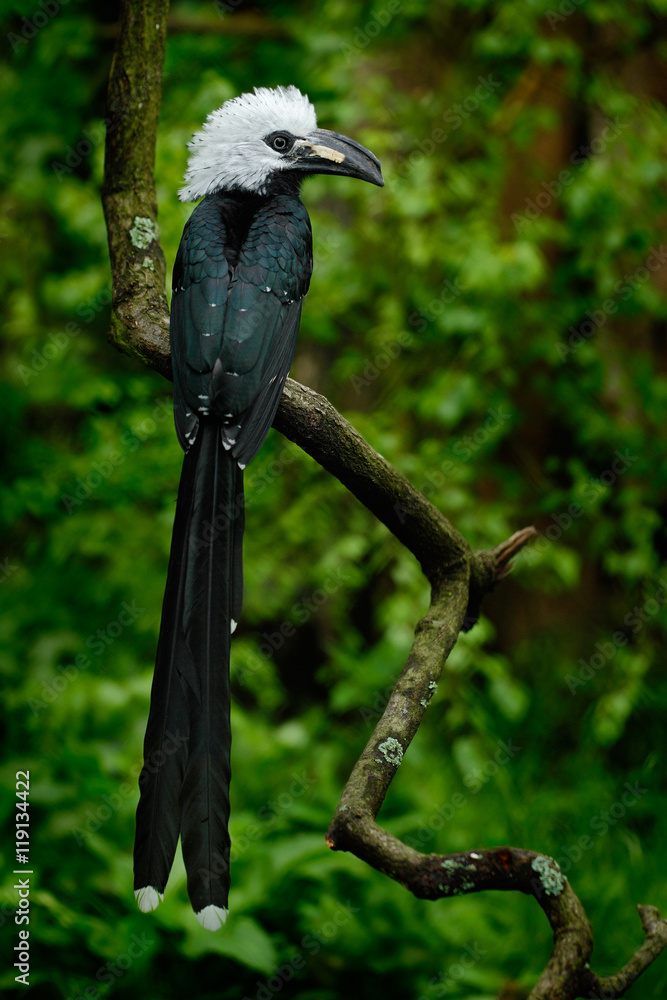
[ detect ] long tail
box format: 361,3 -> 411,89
134,420 -> 243,931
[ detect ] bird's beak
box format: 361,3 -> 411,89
293,128 -> 384,187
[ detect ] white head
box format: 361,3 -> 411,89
179,85 -> 383,201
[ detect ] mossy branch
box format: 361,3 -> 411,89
101,0 -> 171,377
102,1 -> 667,996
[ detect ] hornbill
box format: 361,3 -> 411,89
133,86 -> 383,931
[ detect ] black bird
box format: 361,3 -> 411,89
133,86 -> 383,930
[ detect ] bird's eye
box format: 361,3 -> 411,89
265,131 -> 295,153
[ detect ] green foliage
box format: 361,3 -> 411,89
1,0 -> 666,996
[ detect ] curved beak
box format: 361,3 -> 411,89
293,128 -> 384,187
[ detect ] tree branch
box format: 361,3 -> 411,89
587,905 -> 667,998
102,1 -> 667,995
98,11 -> 289,40
101,0 -> 171,377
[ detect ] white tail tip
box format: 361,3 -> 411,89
231,619 -> 237,634
196,904 -> 228,931
134,886 -> 164,913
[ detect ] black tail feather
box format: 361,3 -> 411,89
134,421 -> 241,928
133,438 -> 198,907
231,462 -> 244,629
179,421 -> 234,922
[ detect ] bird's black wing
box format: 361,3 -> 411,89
209,193 -> 312,467
170,196 -> 233,451
170,192 -> 312,461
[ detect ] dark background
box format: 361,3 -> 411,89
1,0 -> 666,997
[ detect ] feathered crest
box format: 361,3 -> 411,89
179,86 -> 317,200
